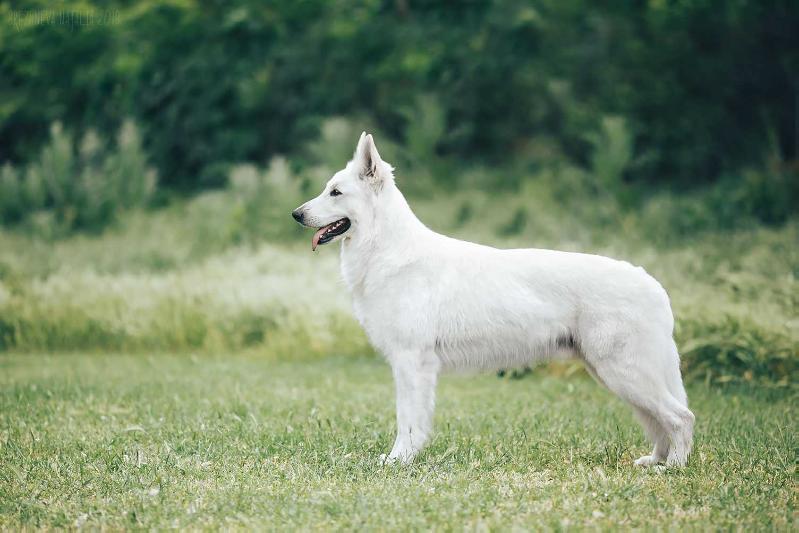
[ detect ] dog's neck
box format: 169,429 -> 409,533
339,180 -> 429,292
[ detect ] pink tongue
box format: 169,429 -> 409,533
312,224 -> 332,251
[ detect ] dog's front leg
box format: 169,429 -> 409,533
382,349 -> 440,464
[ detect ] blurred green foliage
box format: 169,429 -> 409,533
1,0 -> 797,195
227,157 -> 304,244
0,120 -> 156,233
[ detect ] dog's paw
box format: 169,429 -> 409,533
379,451 -> 416,466
378,453 -> 396,466
634,455 -> 663,467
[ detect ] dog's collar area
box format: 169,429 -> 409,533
312,217 -> 351,250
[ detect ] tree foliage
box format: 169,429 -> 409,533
1,0 -> 797,191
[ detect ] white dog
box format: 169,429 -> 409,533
292,133 -> 694,467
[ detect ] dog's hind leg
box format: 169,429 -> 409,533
382,349 -> 441,464
584,356 -> 671,466
632,409 -> 670,466
583,332 -> 694,467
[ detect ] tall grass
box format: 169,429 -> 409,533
0,185 -> 795,385
0,117 -> 795,385
0,242 -> 369,357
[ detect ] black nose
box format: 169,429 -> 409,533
292,209 -> 304,223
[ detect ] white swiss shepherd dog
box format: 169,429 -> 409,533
292,132 -> 694,468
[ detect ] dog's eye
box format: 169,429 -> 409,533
330,188 -> 342,197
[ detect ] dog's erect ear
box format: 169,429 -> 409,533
354,132 -> 391,186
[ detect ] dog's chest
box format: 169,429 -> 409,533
341,259 -> 400,324
340,245 -> 435,350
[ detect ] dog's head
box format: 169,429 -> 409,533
292,132 -> 394,250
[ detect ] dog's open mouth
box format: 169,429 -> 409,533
312,218 -> 351,250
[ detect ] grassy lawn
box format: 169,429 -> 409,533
0,353 -> 794,529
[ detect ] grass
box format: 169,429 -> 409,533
0,353 -> 795,529
0,182 -> 795,383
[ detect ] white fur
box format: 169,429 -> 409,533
293,133 -> 694,467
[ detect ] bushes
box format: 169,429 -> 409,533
677,317 -> 797,387
227,156 -> 304,244
634,165 -> 799,243
0,120 -> 156,234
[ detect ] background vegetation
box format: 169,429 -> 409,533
0,2 -> 796,527
0,112 -> 795,386
2,1 -> 798,194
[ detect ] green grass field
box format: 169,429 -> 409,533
0,353 -> 795,529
